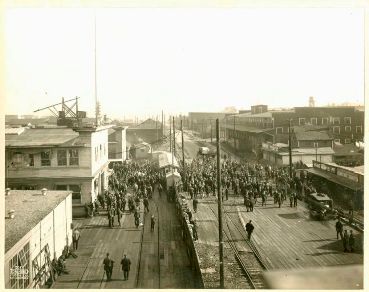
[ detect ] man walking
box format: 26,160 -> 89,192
249,199 -> 254,212
348,230 -> 355,252
342,230 -> 349,252
335,218 -> 343,239
158,183 -> 163,198
134,209 -> 140,228
245,220 -> 255,241
293,193 -> 298,207
103,253 -> 114,281
151,215 -> 156,232
121,254 -> 131,281
72,228 -> 81,250
117,207 -> 122,227
143,197 -> 149,213
193,197 -> 198,213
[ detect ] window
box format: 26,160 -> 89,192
311,117 -> 318,125
334,139 -> 341,143
299,118 -> 305,125
344,117 -> 351,124
276,127 -> 283,134
333,126 -> 340,134
9,242 -> 30,289
345,138 -> 351,144
12,152 -> 23,164
332,117 -> 340,125
345,126 -> 351,132
56,185 -> 81,203
356,126 -> 362,133
69,185 -> 81,203
313,142 -> 319,148
322,117 -> 329,125
57,150 -> 67,166
69,149 -> 79,166
28,154 -> 34,167
40,151 -> 51,166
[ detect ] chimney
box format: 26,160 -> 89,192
5,188 -> 11,196
41,188 -> 48,196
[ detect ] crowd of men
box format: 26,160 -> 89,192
54,152 -> 359,284
95,161 -> 164,228
185,158 -> 305,209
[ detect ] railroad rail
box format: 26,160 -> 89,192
207,204 -> 267,289
135,189 -> 161,288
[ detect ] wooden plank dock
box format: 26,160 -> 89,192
191,195 -> 363,282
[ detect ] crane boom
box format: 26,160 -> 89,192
33,97 -> 80,113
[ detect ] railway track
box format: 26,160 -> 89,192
207,203 -> 267,289
135,187 -> 161,288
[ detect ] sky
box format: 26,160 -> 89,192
4,8 -> 365,119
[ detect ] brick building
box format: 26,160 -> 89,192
222,105 -> 364,156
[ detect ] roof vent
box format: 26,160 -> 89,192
5,188 -> 11,196
8,210 -> 15,219
41,188 -> 48,196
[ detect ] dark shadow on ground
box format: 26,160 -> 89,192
278,212 -> 303,219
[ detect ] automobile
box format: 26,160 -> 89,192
198,146 -> 216,158
306,192 -> 335,220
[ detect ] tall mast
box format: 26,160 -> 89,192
94,11 -> 98,126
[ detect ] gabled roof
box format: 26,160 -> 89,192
131,118 -> 163,130
5,127 -> 79,147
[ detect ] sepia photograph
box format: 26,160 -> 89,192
2,1 -> 366,289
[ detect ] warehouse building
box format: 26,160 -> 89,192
4,189 -> 73,289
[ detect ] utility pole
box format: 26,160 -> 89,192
162,110 -> 164,136
94,12 -> 99,126
156,115 -> 158,143
211,120 -> 213,143
216,119 -> 224,289
181,119 -> 186,190
233,115 -> 236,149
224,115 -> 227,141
173,116 -> 176,155
288,119 -> 292,178
315,143 -> 318,162
169,116 -> 172,152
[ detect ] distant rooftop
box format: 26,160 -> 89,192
5,190 -> 72,253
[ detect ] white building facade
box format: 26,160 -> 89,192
5,190 -> 73,288
5,125 -> 113,217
